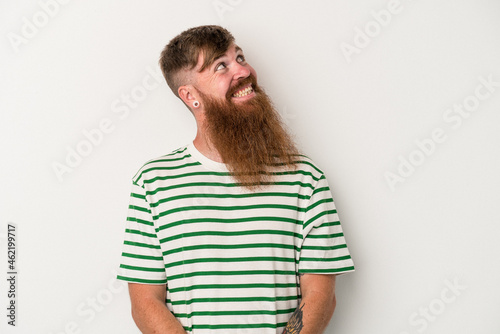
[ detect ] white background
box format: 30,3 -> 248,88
1,0 -> 499,333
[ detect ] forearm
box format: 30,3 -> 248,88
282,293 -> 336,334
129,283 -> 186,334
131,297 -> 187,334
282,274 -> 337,334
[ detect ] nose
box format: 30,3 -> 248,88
232,62 -> 251,81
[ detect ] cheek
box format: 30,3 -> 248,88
249,66 -> 257,80
217,78 -> 233,96
203,83 -> 226,99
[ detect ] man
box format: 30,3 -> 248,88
117,25 -> 354,334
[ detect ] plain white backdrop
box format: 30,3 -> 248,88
1,0 -> 499,333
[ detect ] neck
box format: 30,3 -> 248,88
193,125 -> 223,163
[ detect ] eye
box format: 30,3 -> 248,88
236,55 -> 245,63
215,62 -> 226,71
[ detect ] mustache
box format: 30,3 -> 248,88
225,74 -> 258,100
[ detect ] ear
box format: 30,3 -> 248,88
178,85 -> 198,109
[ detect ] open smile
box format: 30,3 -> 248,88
232,84 -> 255,98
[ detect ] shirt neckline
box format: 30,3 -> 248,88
187,142 -> 228,172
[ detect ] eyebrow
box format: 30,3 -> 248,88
212,45 -> 243,63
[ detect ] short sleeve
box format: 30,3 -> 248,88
298,174 -> 355,274
117,181 -> 167,284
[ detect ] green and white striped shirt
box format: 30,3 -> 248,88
117,143 -> 354,333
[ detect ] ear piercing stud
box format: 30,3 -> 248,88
193,101 -> 200,108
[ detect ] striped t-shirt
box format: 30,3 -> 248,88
117,143 -> 354,333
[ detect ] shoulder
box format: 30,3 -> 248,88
292,154 -> 326,180
131,145 -> 193,185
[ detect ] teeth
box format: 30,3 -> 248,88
232,86 -> 253,98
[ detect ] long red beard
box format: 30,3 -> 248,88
199,76 -> 299,188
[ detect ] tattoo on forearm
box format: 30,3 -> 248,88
282,303 -> 305,334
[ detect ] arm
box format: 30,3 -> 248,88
282,274 -> 337,334
128,283 -> 187,334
